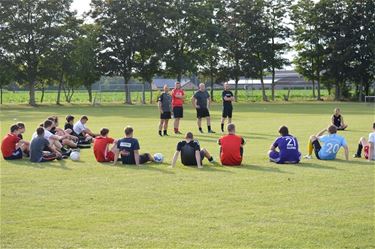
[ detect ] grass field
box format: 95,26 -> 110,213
0,102 -> 374,248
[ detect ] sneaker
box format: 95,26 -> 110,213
208,130 -> 216,134
209,158 -> 215,164
175,131 -> 182,135
353,154 -> 361,158
199,129 -> 204,134
303,155 -> 312,159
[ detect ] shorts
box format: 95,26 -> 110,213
106,151 -> 115,162
40,153 -> 58,162
196,108 -> 210,118
364,145 -> 369,159
222,105 -> 233,118
123,153 -> 150,165
160,111 -> 171,120
269,151 -> 301,164
4,148 -> 23,160
173,106 -> 183,118
312,140 -> 322,159
182,150 -> 205,166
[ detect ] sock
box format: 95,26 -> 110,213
308,141 -> 313,155
356,143 -> 363,156
221,123 -> 224,132
174,128 -> 178,133
208,125 -> 211,131
158,130 -> 162,136
163,130 -> 167,135
199,127 -> 203,132
208,156 -> 213,162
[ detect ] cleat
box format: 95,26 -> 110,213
303,155 -> 312,159
208,130 -> 216,134
353,154 -> 361,158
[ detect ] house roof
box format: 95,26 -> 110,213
152,78 -> 191,88
227,70 -> 309,85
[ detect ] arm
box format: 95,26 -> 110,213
134,150 -> 140,166
207,97 -> 211,109
84,128 -> 98,137
195,150 -> 202,168
171,151 -> 180,168
343,145 -> 349,160
368,142 -> 374,161
331,115 -> 335,125
341,116 -> 345,125
48,145 -> 62,157
269,145 -> 276,151
158,100 -> 163,113
315,128 -> 327,137
192,96 -> 198,108
113,149 -> 120,165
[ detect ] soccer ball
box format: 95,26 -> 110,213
70,151 -> 80,161
153,153 -> 164,163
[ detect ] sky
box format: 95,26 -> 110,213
71,0 -> 91,17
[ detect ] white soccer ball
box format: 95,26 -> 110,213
153,153 -> 164,163
70,151 -> 80,161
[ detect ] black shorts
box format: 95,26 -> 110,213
312,140 -> 321,159
196,108 -> 210,118
139,153 -> 151,164
160,111 -> 171,120
173,106 -> 183,118
182,150 -> 205,166
222,105 -> 233,118
4,148 -> 23,160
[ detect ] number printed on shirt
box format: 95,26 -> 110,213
326,143 -> 340,154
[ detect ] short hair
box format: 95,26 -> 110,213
334,108 -> 340,112
66,115 -> 74,122
81,115 -> 88,121
100,128 -> 109,136
278,126 -> 289,136
373,122 -> 375,129
36,127 -> 44,136
227,123 -> 235,132
48,116 -> 58,123
10,124 -> 19,133
124,126 -> 133,136
43,120 -> 53,129
328,125 -> 337,134
185,132 -> 194,139
16,122 -> 25,129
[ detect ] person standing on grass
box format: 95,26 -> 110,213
305,125 -> 349,160
332,108 -> 348,130
30,127 -> 62,162
268,126 -> 301,164
113,126 -> 155,166
1,124 -> 29,160
171,82 -> 185,134
158,84 -> 172,136
192,83 -> 215,133
171,132 -> 215,168
218,123 -> 245,166
93,128 -> 117,162
221,83 -> 234,132
353,122 -> 375,161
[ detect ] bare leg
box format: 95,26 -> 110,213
359,137 -> 368,146
197,118 -> 202,129
159,120 -> 164,131
174,118 -> 180,129
207,117 -> 211,126
228,117 -> 232,123
201,148 -> 212,160
164,119 -> 169,130
62,139 -> 77,148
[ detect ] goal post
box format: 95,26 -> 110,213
93,83 -> 148,105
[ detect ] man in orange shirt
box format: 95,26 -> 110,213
1,124 -> 29,160
171,82 -> 185,134
93,128 -> 117,162
218,123 -> 245,166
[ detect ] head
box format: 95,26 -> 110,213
66,115 -> 74,124
124,126 -> 134,138
278,126 -> 289,136
47,117 -> 57,128
227,123 -> 236,134
163,84 -> 169,93
199,83 -> 205,91
175,82 -> 181,89
328,125 -> 337,134
80,115 -> 88,124
43,120 -> 53,131
49,116 -> 58,126
36,127 -> 45,137
185,132 -> 194,141
16,122 -> 25,133
10,124 -> 20,134
334,108 -> 341,115
224,82 -> 229,91
373,122 -> 375,130
100,128 -> 109,137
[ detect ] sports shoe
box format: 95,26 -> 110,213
209,158 -> 215,164
303,155 -> 312,159
175,131 -> 182,135
208,130 -> 216,134
199,129 -> 204,133
353,154 -> 361,158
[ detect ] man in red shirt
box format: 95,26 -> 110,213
93,128 -> 117,162
218,123 -> 245,166
1,124 -> 29,160
171,82 -> 185,134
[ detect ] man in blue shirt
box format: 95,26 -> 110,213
113,126 -> 154,166
305,125 -> 349,160
269,126 -> 301,164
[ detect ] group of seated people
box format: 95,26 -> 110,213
2,111 -> 374,166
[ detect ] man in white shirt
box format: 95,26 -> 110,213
353,122 -> 375,161
73,116 -> 97,138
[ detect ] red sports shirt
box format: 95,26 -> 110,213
1,133 -> 21,158
171,89 -> 185,107
218,134 -> 244,166
93,136 -> 115,162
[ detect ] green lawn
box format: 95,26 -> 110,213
0,102 -> 374,248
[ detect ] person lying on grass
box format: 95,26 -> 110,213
353,122 -> 375,161
1,124 -> 30,160
171,132 -> 214,169
268,126 -> 301,164
93,128 -> 117,162
30,127 -> 62,162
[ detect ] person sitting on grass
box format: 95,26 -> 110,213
73,116 -> 98,146
48,116 -> 78,149
218,123 -> 245,166
353,122 -> 375,161
16,122 -> 30,153
64,115 -> 74,132
171,132 -> 214,168
268,126 -> 301,164
332,108 -> 348,130
93,128 -> 118,162
305,125 -> 349,160
30,127 -> 62,162
1,124 -> 30,160
113,126 -> 155,166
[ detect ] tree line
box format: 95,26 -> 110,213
0,0 -> 374,105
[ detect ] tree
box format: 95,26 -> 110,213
0,53 -> 16,105
0,0 -> 75,106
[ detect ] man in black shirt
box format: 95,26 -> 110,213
157,84 -> 172,136
192,83 -> 215,133
221,83 -> 234,132
171,132 -> 214,168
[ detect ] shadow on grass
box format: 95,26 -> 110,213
335,159 -> 375,166
298,162 -> 340,170
235,164 -> 291,174
4,159 -> 71,170
107,163 -> 176,175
